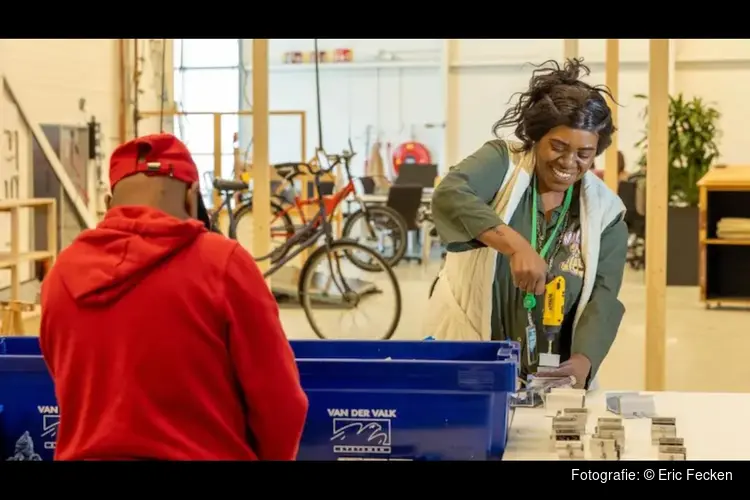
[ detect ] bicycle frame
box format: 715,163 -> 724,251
271,155 -> 372,238
215,171 -> 340,280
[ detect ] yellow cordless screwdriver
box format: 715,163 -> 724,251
540,275 -> 565,368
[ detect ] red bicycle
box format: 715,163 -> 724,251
232,147 -> 408,270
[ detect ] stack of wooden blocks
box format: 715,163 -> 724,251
545,387 -> 586,416
651,417 -> 686,460
550,410 -> 627,460
591,416 -> 625,460
550,400 -> 588,460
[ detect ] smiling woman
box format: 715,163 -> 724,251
425,58 -> 629,391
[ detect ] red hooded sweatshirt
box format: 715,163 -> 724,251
39,206 -> 308,461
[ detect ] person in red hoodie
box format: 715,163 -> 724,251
39,133 -> 309,461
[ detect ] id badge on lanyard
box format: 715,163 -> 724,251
525,310 -> 537,366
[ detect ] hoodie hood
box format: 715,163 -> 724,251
55,206 -> 207,307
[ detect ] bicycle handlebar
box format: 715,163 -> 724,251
269,142 -> 357,179
316,140 -> 357,173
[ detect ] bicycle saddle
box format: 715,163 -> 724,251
213,178 -> 249,192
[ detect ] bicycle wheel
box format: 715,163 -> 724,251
298,240 -> 402,340
233,200 -> 295,259
341,205 -> 408,271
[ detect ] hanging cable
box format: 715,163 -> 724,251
133,39 -> 140,138
159,38 -> 167,133
313,38 -> 324,151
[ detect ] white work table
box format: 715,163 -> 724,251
503,390 -> 750,461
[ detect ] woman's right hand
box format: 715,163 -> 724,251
509,244 -> 547,296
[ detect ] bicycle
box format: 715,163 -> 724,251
209,149 -> 403,341
228,144 -> 409,271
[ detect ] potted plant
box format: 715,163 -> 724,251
633,93 -> 722,286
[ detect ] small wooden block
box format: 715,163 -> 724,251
550,416 -> 585,450
554,413 -> 586,429
658,445 -> 686,461
659,437 -> 684,447
563,407 -> 590,428
598,416 -> 623,426
595,424 -> 626,452
555,439 -> 585,460
651,417 -> 677,444
590,435 -> 620,461
545,388 -> 586,416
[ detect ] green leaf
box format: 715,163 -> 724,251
632,92 -> 722,207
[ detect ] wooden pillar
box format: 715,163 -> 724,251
645,39 -> 670,392
252,39 -> 271,274
604,39 -> 620,192
563,39 -> 579,60
441,39 -> 459,172
668,39 -> 677,95
212,113 -> 222,208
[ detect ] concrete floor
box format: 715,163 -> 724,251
278,259 -> 750,394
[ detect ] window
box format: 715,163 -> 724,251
237,114 -> 307,166
173,68 -> 184,107
173,39 -> 183,68
179,69 -> 240,113
170,39 -> 243,192
173,113 -> 239,157
177,39 -> 240,68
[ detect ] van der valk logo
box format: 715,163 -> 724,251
38,405 -> 60,444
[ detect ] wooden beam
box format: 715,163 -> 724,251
212,113 -> 222,208
117,39 -> 128,144
604,39 -> 620,192
564,39 -> 579,60
2,76 -> 96,229
645,39 -> 670,391
442,39 -> 459,171
251,39 -> 271,273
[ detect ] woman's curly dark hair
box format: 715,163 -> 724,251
492,58 -> 617,156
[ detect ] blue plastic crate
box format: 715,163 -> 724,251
0,336 -> 41,356
0,337 -> 56,461
0,337 -> 519,461
290,339 -> 518,461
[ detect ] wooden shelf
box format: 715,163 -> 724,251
697,165 -> 750,190
698,167 -> 750,308
703,238 -> 750,246
0,250 -> 55,269
0,198 -> 56,210
0,198 -> 57,308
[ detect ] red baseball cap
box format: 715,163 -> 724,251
109,134 -> 211,229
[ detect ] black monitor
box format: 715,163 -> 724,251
395,163 -> 438,189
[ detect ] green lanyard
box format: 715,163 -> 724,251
522,180 -> 574,311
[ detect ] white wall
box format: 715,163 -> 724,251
674,39 -> 750,165
240,38 -> 750,182
453,39 -> 652,174
0,38 -> 168,288
239,39 -> 445,179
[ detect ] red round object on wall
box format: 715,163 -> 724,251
392,141 -> 432,175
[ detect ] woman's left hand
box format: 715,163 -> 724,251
538,354 -> 591,389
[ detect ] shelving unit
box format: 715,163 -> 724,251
257,60 -> 441,73
697,166 -> 750,309
0,198 -> 57,303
